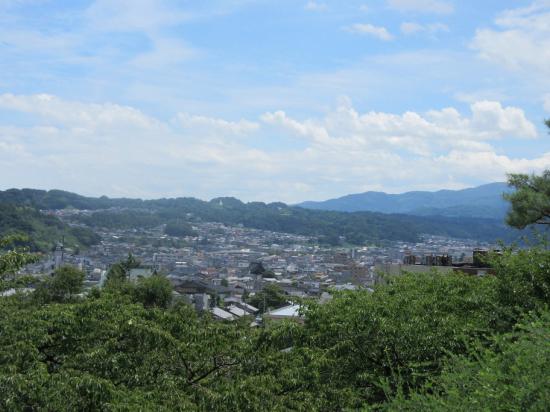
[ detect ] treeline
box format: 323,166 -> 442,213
0,204 -> 100,251
0,239 -> 549,410
73,209 -> 163,230
1,189 -> 525,244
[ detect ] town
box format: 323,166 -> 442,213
22,208 -> 497,322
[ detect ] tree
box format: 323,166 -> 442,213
104,253 -> 141,288
503,120 -> 550,229
381,311 -> 550,411
133,274 -> 173,309
294,271 -> 506,408
248,283 -> 288,313
504,170 -> 550,228
34,265 -> 85,303
0,234 -> 38,289
249,261 -> 266,276
164,221 -> 197,237
489,245 -> 550,315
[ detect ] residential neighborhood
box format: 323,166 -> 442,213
21,208 -> 497,322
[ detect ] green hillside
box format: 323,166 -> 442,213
0,188 -> 526,244
0,203 -> 100,251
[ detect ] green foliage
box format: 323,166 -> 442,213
104,254 -> 141,288
133,274 -> 173,309
288,272 -> 506,408
1,188 -> 526,244
489,246 -> 550,316
0,294 -> 258,411
381,311 -> 550,411
248,283 -> 289,313
33,266 -> 85,303
249,261 -> 266,275
0,203 -> 100,251
0,234 -> 38,290
164,221 -> 197,237
74,209 -> 162,229
504,170 -> 550,228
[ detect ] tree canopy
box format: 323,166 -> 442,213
505,169 -> 550,228
504,120 -> 550,229
33,265 -> 85,303
247,283 -> 289,313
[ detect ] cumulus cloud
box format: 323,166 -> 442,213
469,101 -> 537,138
346,23 -> 394,41
264,100 -> 537,146
387,0 -> 454,14
0,93 -> 545,203
471,1 -> 550,76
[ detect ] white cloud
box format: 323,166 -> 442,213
175,113 -> 260,136
304,1 -> 327,12
453,90 -> 510,104
0,94 -> 163,131
471,1 -> 550,76
400,21 -> 449,35
0,94 -> 545,203
469,101 -> 537,139
387,0 -> 454,14
346,23 -> 394,41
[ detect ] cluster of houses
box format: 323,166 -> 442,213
15,212 -> 498,322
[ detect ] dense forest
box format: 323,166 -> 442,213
0,204 -> 100,251
0,188 -> 524,244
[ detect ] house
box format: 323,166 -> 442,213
210,307 -> 234,321
236,301 -> 259,315
263,304 -> 303,323
227,305 -> 247,318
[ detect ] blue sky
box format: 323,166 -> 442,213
0,0 -> 549,202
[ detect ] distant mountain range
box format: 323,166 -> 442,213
297,183 -> 512,219
0,186 -> 524,245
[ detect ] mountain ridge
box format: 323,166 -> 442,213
0,186 -> 524,245
297,182 -> 512,218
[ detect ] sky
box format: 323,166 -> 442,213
0,0 -> 549,203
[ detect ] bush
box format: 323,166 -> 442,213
293,271 -> 505,407
33,266 -> 85,303
133,275 -> 173,309
381,310 -> 550,411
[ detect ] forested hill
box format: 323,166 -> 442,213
0,188 -> 524,244
0,203 -> 100,251
298,182 -> 511,219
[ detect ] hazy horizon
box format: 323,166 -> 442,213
0,180 -> 508,205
